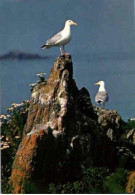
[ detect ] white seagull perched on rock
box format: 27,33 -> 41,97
94,81 -> 109,108
41,19 -> 77,55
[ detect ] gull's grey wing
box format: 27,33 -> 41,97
95,91 -> 109,104
46,31 -> 62,46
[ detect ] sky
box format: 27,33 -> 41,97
0,0 -> 135,55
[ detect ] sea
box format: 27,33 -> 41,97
0,0 -> 135,121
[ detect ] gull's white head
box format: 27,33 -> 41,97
94,81 -> 106,92
65,19 -> 77,26
94,80 -> 105,86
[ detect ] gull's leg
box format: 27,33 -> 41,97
60,46 -> 63,55
63,45 -> 66,53
102,102 -> 105,109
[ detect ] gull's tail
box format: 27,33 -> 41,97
40,44 -> 51,49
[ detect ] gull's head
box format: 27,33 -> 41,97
65,19 -> 77,26
94,80 -> 105,86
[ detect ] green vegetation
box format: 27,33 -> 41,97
121,118 -> 135,131
125,119 -> 135,130
104,168 -> 129,193
48,167 -> 128,193
1,101 -> 29,193
23,180 -> 41,194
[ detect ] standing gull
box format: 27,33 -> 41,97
94,81 -> 109,108
41,19 -> 77,55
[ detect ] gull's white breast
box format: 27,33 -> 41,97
56,28 -> 71,46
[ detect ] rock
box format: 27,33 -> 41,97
9,55 -> 101,193
93,106 -> 122,140
126,129 -> 135,144
15,136 -> 21,139
9,54 -> 135,193
126,171 -> 135,193
94,107 -> 121,130
1,141 -> 10,150
107,128 -> 113,140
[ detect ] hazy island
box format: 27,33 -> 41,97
0,50 -> 50,60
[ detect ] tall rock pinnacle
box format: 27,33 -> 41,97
10,54 -> 122,193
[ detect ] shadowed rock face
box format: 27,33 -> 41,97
9,54 -> 134,193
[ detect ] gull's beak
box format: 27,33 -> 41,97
94,82 -> 99,85
72,22 -> 77,26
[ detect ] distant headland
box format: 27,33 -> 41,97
0,50 -> 50,60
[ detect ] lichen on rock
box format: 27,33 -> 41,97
126,171 -> 135,193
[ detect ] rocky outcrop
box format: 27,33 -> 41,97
93,107 -> 121,140
126,129 -> 135,144
9,54 -> 135,193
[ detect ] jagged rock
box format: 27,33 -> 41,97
107,128 -> 113,140
9,54 -> 134,193
94,107 -> 121,130
126,129 -> 135,144
93,106 -> 122,141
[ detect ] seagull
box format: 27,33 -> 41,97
36,73 -> 46,78
94,81 -> 109,108
29,83 -> 37,87
41,19 -> 77,55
